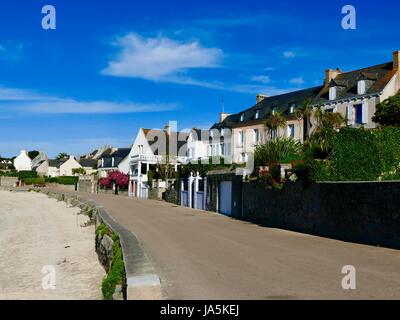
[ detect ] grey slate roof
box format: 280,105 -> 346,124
98,148 -> 131,169
211,86 -> 322,129
211,60 -> 397,129
48,159 -> 67,168
79,159 -> 97,168
315,62 -> 397,103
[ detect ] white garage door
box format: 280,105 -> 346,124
220,181 -> 232,216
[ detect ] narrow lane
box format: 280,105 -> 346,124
69,191 -> 400,299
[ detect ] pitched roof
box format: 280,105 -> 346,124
211,86 -> 322,129
48,159 -> 67,168
79,159 -> 98,168
142,128 -> 189,156
315,62 -> 396,103
98,148 -> 131,168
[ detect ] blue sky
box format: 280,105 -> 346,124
0,0 -> 399,157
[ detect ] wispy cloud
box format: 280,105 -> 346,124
0,85 -> 178,114
0,41 -> 24,61
102,33 -> 223,83
283,51 -> 296,59
251,75 -> 271,84
289,77 -> 305,85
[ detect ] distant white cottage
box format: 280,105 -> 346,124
13,150 -> 32,171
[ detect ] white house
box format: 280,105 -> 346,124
186,128 -> 209,163
13,150 -> 32,171
59,155 -> 82,176
128,124 -> 188,198
97,148 -> 131,178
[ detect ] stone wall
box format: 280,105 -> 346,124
242,181 -> 400,249
0,176 -> 18,187
78,176 -> 97,193
163,188 -> 178,204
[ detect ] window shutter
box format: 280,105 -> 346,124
362,103 -> 368,124
347,105 -> 353,125
287,125 -> 291,137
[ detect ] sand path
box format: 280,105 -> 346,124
0,191 -> 105,300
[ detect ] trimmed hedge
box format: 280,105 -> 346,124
308,127 -> 400,181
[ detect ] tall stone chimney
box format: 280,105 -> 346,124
256,94 -> 268,104
219,112 -> 231,123
393,50 -> 400,70
324,68 -> 342,85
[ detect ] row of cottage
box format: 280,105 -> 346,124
12,51 -> 400,210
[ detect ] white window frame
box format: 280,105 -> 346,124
238,131 -> 244,147
287,124 -> 295,138
255,110 -> 259,119
240,114 -> 244,122
329,86 -> 337,101
358,80 -> 366,95
253,129 -> 260,145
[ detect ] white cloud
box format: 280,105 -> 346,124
289,77 -> 305,85
102,33 -> 223,82
19,99 -> 178,114
251,75 -> 271,84
0,41 -> 24,60
283,51 -> 296,58
0,85 -> 177,114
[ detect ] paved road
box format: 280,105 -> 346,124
67,192 -> 400,299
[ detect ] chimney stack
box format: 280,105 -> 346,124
325,68 -> 342,85
393,50 -> 400,70
219,112 -> 231,123
256,94 -> 268,104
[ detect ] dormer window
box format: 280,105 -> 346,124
221,128 -> 225,137
272,107 -> 276,115
358,80 -> 366,95
255,110 -> 259,120
210,130 -> 214,138
240,113 -> 244,122
329,86 -> 337,100
289,103 -> 295,114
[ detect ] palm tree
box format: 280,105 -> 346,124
265,110 -> 287,140
295,98 -> 314,140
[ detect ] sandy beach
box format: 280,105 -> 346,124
0,190 -> 105,300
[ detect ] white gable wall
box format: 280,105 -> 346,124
59,156 -> 82,176
14,150 -> 32,171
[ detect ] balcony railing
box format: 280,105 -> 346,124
130,154 -> 187,164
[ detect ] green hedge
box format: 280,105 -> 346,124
23,177 -> 46,185
47,176 -> 78,185
309,127 -> 400,181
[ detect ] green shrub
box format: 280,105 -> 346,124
96,223 -> 125,300
23,177 -> 46,185
102,240 -> 124,300
254,138 -> 302,167
18,171 -> 38,180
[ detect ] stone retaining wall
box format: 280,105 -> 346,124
0,176 -> 18,187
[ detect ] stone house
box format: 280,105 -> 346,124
314,50 -> 400,128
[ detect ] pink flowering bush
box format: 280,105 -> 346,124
99,171 -> 129,190
108,171 -> 129,189
99,177 -> 111,189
